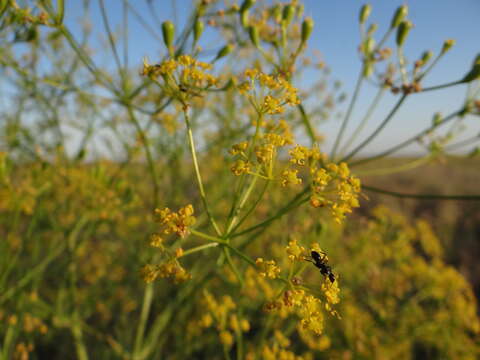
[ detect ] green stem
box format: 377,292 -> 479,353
126,105 -> 160,206
363,185 -> 480,200
99,0 -> 122,74
355,156 -> 432,176
342,94 -> 408,162
231,186 -> 310,239
350,110 -> 460,167
223,247 -> 244,286
298,103 -> 316,144
181,242 -> 219,257
225,112 -> 264,234
397,46 -> 408,84
331,72 -> 364,160
339,87 -> 386,158
133,283 -> 154,356
225,173 -> 259,235
375,28 -> 394,53
420,80 -> 463,92
190,230 -> 256,266
228,180 -> 270,237
184,110 -> 221,236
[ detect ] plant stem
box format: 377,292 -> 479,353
342,94 -> 408,162
231,186 -> 310,239
355,156 -> 432,176
331,71 -> 364,160
133,283 -> 154,357
339,87 -> 386,157
363,185 -> 480,200
126,105 -> 160,206
183,110 -> 222,236
181,242 -> 219,257
349,110 -> 460,167
421,80 -> 463,92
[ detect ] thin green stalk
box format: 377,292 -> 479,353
363,185 -> 480,200
350,110 -> 460,166
133,283 -> 154,356
375,28 -> 394,52
225,112 -> 264,233
126,105 -> 160,206
227,179 -> 270,237
355,156 -> 432,176
342,94 -> 408,162
223,247 -> 244,286
225,174 -> 259,235
421,80 -> 463,92
298,103 -> 316,145
0,216 -> 89,305
231,186 -> 310,239
99,0 -> 123,74
183,110 -> 221,235
71,313 -> 89,360
417,51 -> 446,82
181,242 -> 219,257
444,134 -> 480,152
339,87 -> 386,158
397,46 -> 408,84
331,71 -> 364,160
55,23 -> 119,95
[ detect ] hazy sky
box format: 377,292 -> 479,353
64,0 -> 480,157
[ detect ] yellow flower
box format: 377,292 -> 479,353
256,258 -> 281,279
285,239 -> 306,261
281,168 -> 302,187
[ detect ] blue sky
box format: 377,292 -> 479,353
64,0 -> 480,157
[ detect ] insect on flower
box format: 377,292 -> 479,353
307,250 -> 336,283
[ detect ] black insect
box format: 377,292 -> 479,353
309,250 -> 336,283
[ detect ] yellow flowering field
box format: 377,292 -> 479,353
0,1 -> 479,359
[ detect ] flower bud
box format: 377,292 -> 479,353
162,21 -> 175,50
193,19 -> 204,43
301,17 -> 314,44
396,20 -> 412,47
461,53 -> 480,83
441,39 -> 455,54
359,4 -> 371,25
240,9 -> 249,27
282,4 -> 295,26
240,0 -> 255,13
391,5 -> 408,29
421,50 -> 433,64
367,23 -> 378,37
248,25 -> 260,48
297,4 -> 304,18
214,44 -> 234,62
432,112 -> 442,126
363,61 -> 374,78
361,37 -> 375,56
272,4 -> 282,23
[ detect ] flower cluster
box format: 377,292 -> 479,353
230,119 -> 294,178
255,258 -> 281,279
237,69 -> 300,115
153,204 -> 196,239
285,145 -> 361,223
255,241 -> 340,336
141,55 -> 219,103
257,331 -> 304,360
196,290 -> 250,349
140,205 -> 195,284
140,257 -> 190,284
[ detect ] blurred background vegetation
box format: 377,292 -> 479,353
0,0 -> 479,359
